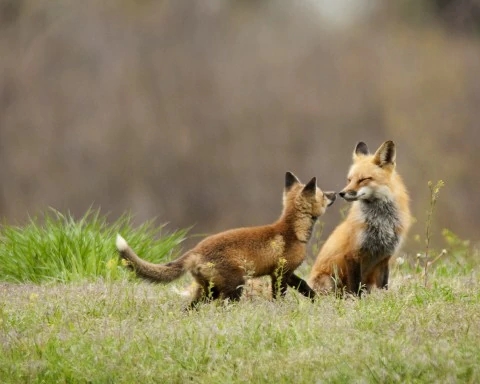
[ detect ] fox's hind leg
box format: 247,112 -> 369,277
186,279 -> 221,310
220,277 -> 244,302
186,285 -> 205,310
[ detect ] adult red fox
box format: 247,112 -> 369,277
309,141 -> 411,295
117,172 -> 336,308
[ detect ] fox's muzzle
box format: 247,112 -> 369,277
339,190 -> 357,202
325,191 -> 336,206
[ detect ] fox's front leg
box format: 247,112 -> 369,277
375,259 -> 390,289
287,273 -> 316,300
345,259 -> 362,296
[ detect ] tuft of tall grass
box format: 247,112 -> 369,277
0,208 -> 188,283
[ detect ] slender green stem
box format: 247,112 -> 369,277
424,180 -> 445,287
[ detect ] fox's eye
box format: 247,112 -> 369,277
359,177 -> 373,183
347,178 -> 352,183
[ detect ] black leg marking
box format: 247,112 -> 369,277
378,263 -> 389,290
207,285 -> 221,300
220,277 -> 245,302
287,273 -> 316,300
223,285 -> 243,302
346,259 -> 362,296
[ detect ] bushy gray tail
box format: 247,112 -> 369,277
116,234 -> 188,283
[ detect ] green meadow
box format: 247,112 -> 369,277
0,209 -> 478,383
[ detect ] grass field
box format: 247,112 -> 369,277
0,210 -> 479,383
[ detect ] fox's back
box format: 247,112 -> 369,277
193,224 -> 305,276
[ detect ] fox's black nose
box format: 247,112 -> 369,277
339,191 -> 346,198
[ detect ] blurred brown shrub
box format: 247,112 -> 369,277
0,0 -> 479,252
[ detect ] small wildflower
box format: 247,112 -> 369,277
277,257 -> 287,268
396,257 -> 405,265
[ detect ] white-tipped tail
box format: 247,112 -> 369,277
116,234 -> 129,251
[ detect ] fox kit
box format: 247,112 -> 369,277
309,140 -> 411,295
117,172 -> 336,308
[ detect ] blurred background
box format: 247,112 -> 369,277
0,0 -> 479,253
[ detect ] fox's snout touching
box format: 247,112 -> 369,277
338,191 -> 349,199
338,189 -> 362,202
325,192 -> 336,206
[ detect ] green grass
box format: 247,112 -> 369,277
0,208 -> 188,283
0,272 -> 478,383
0,210 -> 479,383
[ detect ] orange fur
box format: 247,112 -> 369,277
309,141 -> 411,295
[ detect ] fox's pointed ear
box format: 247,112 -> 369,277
373,140 -> 396,168
285,171 -> 300,191
302,177 -> 317,195
353,142 -> 369,160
